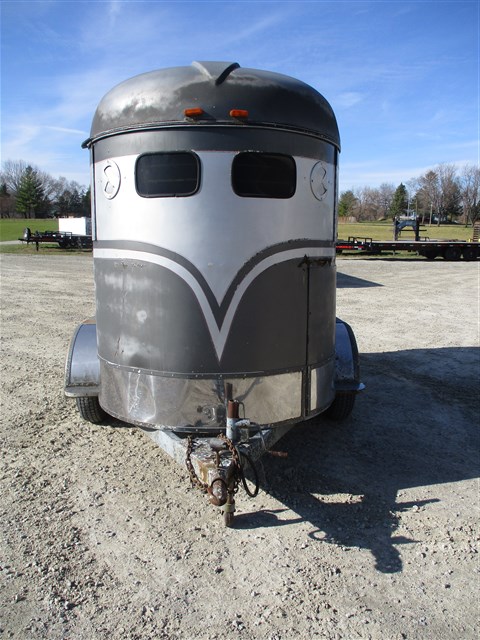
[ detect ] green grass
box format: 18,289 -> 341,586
337,221 -> 474,242
0,218 -> 58,241
0,243 -> 91,255
1,218 -> 474,257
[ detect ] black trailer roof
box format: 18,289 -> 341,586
83,61 -> 340,149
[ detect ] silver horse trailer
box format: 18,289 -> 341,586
65,61 -> 363,525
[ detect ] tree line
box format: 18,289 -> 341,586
2,158 -> 479,225
0,160 -> 90,219
339,163 -> 479,225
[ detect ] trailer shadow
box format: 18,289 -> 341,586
336,272 -> 383,288
234,345 -> 479,574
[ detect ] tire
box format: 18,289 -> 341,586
422,249 -> 438,260
76,396 -> 107,424
443,246 -> 461,261
462,247 -> 478,261
324,392 -> 356,421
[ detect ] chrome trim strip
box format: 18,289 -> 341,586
310,359 -> 336,412
98,361 -> 304,429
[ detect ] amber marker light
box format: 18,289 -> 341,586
184,107 -> 204,118
229,109 -> 249,119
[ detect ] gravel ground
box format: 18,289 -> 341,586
0,253 -> 478,640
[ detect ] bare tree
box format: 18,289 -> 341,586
0,160 -> 91,218
351,186 -> 386,221
1,157 -> 474,224
459,164 -> 480,226
0,182 -> 14,218
341,184 -> 397,222
377,183 -> 396,218
416,169 -> 441,224
437,163 -> 461,222
0,159 -> 30,196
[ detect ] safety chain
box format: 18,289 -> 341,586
216,433 -> 242,495
216,434 -> 259,498
185,435 -> 209,493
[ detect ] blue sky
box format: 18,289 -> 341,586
1,0 -> 478,192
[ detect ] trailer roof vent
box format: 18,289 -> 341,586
192,61 -> 240,85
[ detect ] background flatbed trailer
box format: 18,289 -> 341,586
19,229 -> 93,249
336,237 -> 479,261
19,217 -> 93,249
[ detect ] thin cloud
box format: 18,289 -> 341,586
46,126 -> 88,136
217,8 -> 295,45
109,0 -> 122,18
335,92 -> 364,109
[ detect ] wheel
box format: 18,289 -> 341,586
76,396 -> 107,424
443,246 -> 461,261
462,247 -> 478,261
324,392 -> 356,421
422,249 -> 438,260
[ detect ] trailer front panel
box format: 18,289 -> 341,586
81,62 -> 342,432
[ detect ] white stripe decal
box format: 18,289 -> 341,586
94,247 -> 334,360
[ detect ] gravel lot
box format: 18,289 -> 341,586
0,253 -> 478,640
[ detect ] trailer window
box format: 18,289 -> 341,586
136,152 -> 200,197
232,153 -> 296,198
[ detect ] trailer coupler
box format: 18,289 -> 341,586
185,433 -> 259,527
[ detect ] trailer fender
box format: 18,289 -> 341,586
64,319 -> 100,397
334,318 -> 364,393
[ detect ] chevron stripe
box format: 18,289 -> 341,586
94,243 -> 334,360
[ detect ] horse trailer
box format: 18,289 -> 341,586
65,61 -> 363,524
